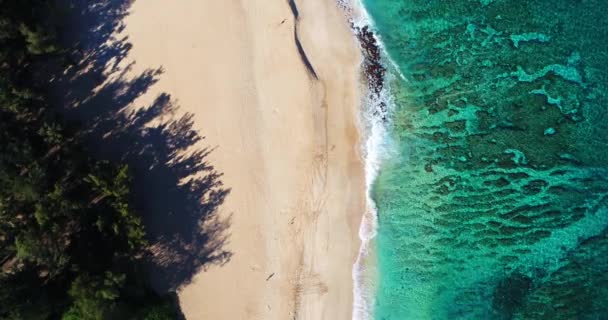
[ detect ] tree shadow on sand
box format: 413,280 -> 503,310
44,0 -> 232,294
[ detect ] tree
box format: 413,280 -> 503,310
0,2 -> 182,319
61,273 -> 125,320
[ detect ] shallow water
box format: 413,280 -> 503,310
361,0 -> 608,318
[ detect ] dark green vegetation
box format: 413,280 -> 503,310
0,1 -> 183,319
364,0 -> 608,318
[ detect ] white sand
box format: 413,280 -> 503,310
118,0 -> 365,318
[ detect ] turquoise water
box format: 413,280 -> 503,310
362,0 -> 608,319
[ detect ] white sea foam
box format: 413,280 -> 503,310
352,85 -> 391,320
335,1 -> 397,319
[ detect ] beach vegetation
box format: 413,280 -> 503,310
0,1 -> 182,319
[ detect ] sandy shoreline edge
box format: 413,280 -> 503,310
118,0 -> 366,319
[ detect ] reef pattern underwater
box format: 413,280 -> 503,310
363,0 -> 608,318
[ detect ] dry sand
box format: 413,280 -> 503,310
113,0 -> 365,318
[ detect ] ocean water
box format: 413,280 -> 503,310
359,0 -> 608,319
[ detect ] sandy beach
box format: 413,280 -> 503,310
105,0 -> 365,318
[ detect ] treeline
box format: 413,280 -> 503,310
0,1 -> 180,319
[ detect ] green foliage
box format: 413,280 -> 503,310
0,2 -> 182,320
61,273 -> 126,320
85,164 -> 147,251
18,23 -> 58,55
0,0 -> 59,57
137,302 -> 179,320
15,232 -> 42,262
37,122 -> 64,145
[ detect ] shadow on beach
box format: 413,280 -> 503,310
42,0 -> 232,295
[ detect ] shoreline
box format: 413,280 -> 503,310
341,1 -> 391,318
